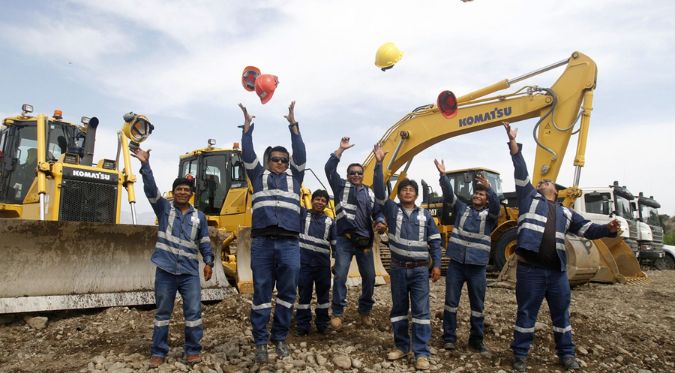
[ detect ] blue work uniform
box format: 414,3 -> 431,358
242,123 -> 306,346
373,164 -> 442,358
439,174 -> 500,347
140,162 -> 214,359
295,209 -> 336,334
325,152 -> 381,317
509,143 -> 616,360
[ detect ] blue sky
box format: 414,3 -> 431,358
1,0 -> 674,223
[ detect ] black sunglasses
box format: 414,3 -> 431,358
348,171 -> 364,176
270,156 -> 289,164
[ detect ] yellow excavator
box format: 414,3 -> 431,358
363,51 -> 644,285
0,106 -> 228,314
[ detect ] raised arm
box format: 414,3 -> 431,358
504,122 -> 535,199
435,159 -> 456,206
239,103 -> 263,180
568,210 -> 620,240
373,143 -> 387,204
325,137 -> 353,191
476,173 -> 500,220
131,147 -> 168,217
285,101 -> 306,183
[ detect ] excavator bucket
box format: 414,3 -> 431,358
234,228 -> 389,294
497,235 -> 603,286
591,237 -> 646,283
0,220 -> 229,314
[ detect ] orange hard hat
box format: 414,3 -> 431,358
255,74 -> 279,104
242,66 -> 261,92
437,90 -> 458,119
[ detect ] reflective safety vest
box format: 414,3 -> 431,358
249,170 -> 302,233
381,201 -> 442,266
298,210 -> 335,266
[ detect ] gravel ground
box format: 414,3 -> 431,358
1,271 -> 673,373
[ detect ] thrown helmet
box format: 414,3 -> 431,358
241,66 -> 261,92
375,42 -> 403,71
255,74 -> 279,104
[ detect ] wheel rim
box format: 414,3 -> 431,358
505,240 -> 517,259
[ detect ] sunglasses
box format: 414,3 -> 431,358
269,156 -> 289,164
348,171 -> 364,176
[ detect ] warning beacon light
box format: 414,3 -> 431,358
437,90 -> 458,119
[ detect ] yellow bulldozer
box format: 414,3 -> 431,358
0,106 -> 228,314
364,51 -> 644,285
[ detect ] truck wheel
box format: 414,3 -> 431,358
654,254 -> 675,270
493,227 -> 518,271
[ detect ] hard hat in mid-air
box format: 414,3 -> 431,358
437,90 -> 458,119
255,74 -> 279,104
242,66 -> 261,92
375,42 -> 403,71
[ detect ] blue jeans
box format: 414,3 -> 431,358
151,267 -> 203,357
443,259 -> 486,345
389,265 -> 431,357
331,235 -> 375,316
250,236 -> 300,345
295,264 -> 331,332
511,262 -> 574,358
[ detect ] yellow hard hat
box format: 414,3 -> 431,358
375,42 -> 403,71
122,112 -> 154,144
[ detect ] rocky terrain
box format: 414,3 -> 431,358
1,271 -> 673,373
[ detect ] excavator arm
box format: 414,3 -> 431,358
362,51 -> 597,197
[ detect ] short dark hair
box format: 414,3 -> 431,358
474,183 -> 488,193
312,189 -> 330,201
347,163 -> 363,173
173,177 -> 194,192
268,146 -> 289,159
398,179 -> 418,195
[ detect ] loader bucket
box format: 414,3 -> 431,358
496,235 -> 602,287
0,220 -> 228,314
591,237 -> 646,283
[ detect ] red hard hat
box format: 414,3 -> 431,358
255,74 -> 279,104
437,90 -> 458,119
242,66 -> 261,92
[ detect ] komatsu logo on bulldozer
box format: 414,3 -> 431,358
72,170 -> 112,181
459,106 -> 512,127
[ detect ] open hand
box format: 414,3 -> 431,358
373,143 -> 386,163
238,103 -> 255,133
130,148 -> 151,164
503,121 -> 517,140
475,174 -> 491,189
284,101 -> 296,124
434,159 -> 446,175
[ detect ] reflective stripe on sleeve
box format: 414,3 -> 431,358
515,177 -> 530,187
244,158 -> 260,170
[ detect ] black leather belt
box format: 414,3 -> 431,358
392,259 -> 430,268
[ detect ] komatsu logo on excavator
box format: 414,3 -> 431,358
459,106 -> 512,127
72,170 -> 112,181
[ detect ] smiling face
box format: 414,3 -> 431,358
398,185 -> 418,205
472,189 -> 488,208
311,196 -> 328,213
347,165 -> 364,186
173,184 -> 193,205
267,150 -> 290,174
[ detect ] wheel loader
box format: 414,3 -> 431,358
0,106 -> 228,314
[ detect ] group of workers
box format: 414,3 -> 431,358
131,102 -> 620,371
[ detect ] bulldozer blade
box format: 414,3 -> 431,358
496,235 -> 602,287
591,237 -> 646,283
234,228 -> 389,294
0,220 -> 228,314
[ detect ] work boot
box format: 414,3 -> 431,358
386,348 -> 408,361
443,342 -> 456,351
255,344 -> 268,364
512,356 -> 527,372
275,341 -> 290,358
186,354 -> 202,365
469,341 -> 492,357
149,356 -> 165,368
415,356 -> 431,370
360,313 -> 373,327
330,316 -> 342,330
560,356 -> 580,371
295,328 -> 309,337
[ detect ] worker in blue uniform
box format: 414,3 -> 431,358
504,122 -> 620,372
239,102 -> 306,364
131,147 -> 214,368
295,189 -> 336,336
435,159 -> 500,355
325,137 -> 385,330
372,144 -> 442,371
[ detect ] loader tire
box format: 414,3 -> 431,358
493,227 -> 518,271
654,254 -> 675,270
